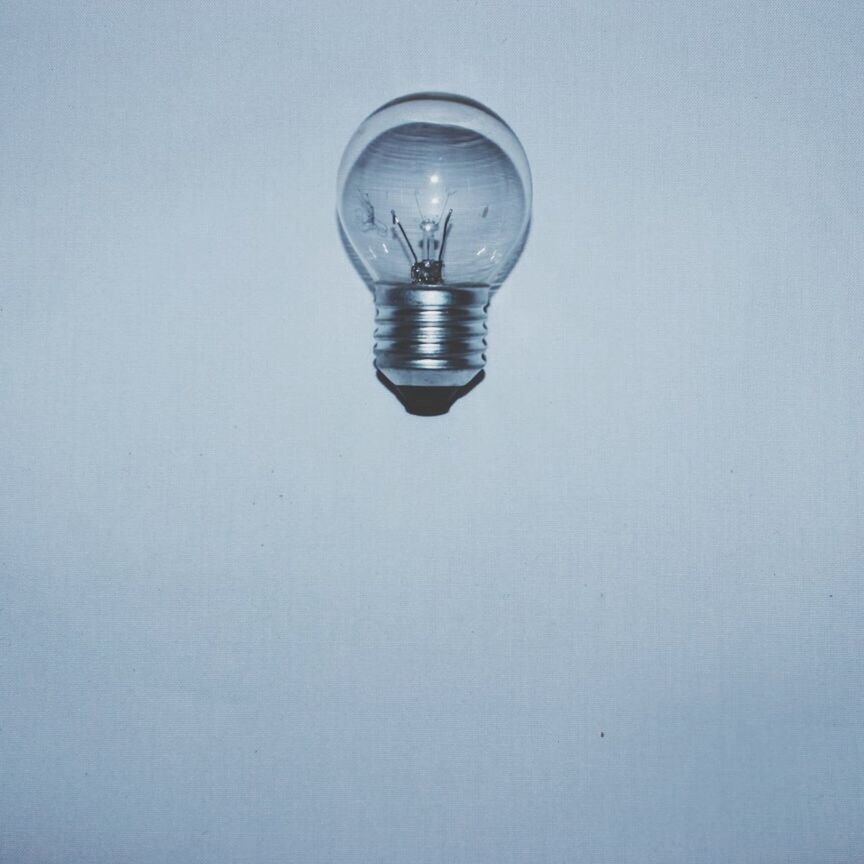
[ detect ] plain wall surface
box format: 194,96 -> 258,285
1,2 -> 863,862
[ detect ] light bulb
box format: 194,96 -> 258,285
337,93 -> 532,415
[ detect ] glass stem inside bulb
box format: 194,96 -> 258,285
391,207 -> 453,286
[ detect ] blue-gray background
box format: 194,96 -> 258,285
1,2 -> 862,862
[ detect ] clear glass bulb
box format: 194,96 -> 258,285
337,92 -> 532,415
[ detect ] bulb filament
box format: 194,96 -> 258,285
391,208 -> 453,285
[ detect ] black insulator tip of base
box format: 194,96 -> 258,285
376,370 -> 485,416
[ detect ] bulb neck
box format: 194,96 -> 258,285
373,284 -> 490,388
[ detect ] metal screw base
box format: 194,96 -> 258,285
373,284 -> 490,388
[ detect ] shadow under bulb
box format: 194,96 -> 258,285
336,92 -> 532,416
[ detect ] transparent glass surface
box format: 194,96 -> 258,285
337,93 -> 532,290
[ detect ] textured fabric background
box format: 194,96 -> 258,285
1,2 -> 862,862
